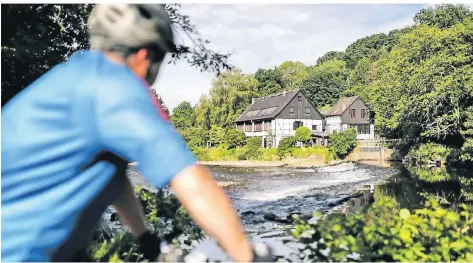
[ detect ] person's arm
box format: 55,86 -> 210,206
93,76 -> 253,262
111,175 -> 148,238
170,165 -> 253,262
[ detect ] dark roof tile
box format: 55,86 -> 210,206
235,90 -> 299,122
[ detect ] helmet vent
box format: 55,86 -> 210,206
137,5 -> 152,19
105,7 -> 123,23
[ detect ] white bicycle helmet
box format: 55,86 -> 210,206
88,4 -> 176,84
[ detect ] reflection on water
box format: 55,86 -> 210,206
376,163 -> 473,211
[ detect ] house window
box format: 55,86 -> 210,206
353,124 -> 370,134
293,121 -> 303,130
361,109 -> 368,119
298,95 -> 302,101
305,107 -> 311,114
289,106 -> 295,114
312,125 -> 318,131
349,109 -> 356,119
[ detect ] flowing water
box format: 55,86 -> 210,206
125,162 -> 398,260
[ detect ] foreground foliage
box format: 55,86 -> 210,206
290,195 -> 473,262
87,187 -> 204,262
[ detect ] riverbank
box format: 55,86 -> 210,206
198,159 -> 341,168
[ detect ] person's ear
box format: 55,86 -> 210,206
135,49 -> 149,63
127,48 -> 150,79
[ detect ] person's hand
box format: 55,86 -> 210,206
137,231 -> 161,261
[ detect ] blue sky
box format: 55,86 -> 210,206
150,4 -> 465,112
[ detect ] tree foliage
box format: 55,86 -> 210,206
277,61 -> 309,90
225,129 -> 246,149
300,60 -> 349,106
170,101 -> 195,130
254,68 -> 286,96
1,4 -> 233,106
295,126 -> 311,145
278,136 -> 296,159
414,4 -> 473,29
328,128 -> 358,159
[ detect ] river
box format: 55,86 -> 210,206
124,161 -> 399,260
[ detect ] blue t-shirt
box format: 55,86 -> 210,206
1,50 -> 197,261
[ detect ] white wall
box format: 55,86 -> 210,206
273,118 -> 323,147
242,118 -> 374,147
325,116 -> 342,133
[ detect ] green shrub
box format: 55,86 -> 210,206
192,147 -> 210,161
328,128 -> 357,159
295,126 -> 311,145
225,129 -> 246,149
247,136 -> 262,149
292,146 -> 328,159
278,136 -> 296,159
324,149 -> 334,164
261,148 -> 279,161
291,196 -> 473,262
87,187 -> 203,262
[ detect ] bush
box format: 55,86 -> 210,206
328,128 -> 357,159
278,136 -> 296,159
295,126 -> 311,146
247,136 -> 262,149
324,149 -> 334,164
87,187 -> 203,262
291,196 -> 473,262
192,147 -> 210,161
225,129 -> 246,149
261,148 -> 279,161
292,146 -> 327,159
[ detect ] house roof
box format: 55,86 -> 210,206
235,89 -> 299,122
324,96 -> 359,116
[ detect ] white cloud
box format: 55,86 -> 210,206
152,4 -> 428,112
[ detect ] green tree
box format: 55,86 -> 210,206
254,68 -> 285,96
225,129 -> 246,149
2,4 -> 233,106
181,127 -> 208,149
414,4 -> 473,29
317,51 -> 345,65
209,125 -> 226,147
193,95 -> 212,130
277,61 -> 309,91
170,101 -> 195,130
300,60 -> 349,106
343,33 -> 391,69
295,126 -> 311,146
208,68 -> 258,128
364,18 -> 473,150
328,128 -> 358,159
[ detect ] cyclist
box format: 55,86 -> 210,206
1,4 -> 273,262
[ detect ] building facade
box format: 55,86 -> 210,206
235,89 -> 324,147
322,96 -> 375,140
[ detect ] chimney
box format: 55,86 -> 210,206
283,90 -> 286,96
251,98 -> 255,104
